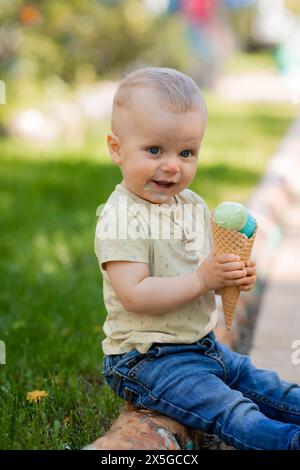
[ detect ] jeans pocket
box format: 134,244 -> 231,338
125,355 -> 154,381
102,350 -> 136,376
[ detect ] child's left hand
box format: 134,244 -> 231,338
239,259 -> 256,292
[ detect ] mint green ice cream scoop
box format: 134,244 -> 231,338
213,202 -> 248,231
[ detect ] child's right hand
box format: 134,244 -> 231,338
197,253 -> 247,292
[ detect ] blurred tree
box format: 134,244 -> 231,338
0,0 -> 196,110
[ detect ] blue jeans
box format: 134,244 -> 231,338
102,332 -> 300,450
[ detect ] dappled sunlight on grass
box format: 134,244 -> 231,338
192,163 -> 260,208
0,120 -> 111,163
223,50 -> 278,74
199,96 -> 297,175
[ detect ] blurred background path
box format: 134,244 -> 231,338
250,115 -> 300,383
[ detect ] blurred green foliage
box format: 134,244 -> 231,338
0,0 -> 195,109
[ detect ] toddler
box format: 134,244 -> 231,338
94,67 -> 300,450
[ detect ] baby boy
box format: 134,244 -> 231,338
94,67 -> 300,450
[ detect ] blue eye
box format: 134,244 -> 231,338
180,150 -> 191,158
147,147 -> 160,155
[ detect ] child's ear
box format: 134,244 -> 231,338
107,132 -> 122,165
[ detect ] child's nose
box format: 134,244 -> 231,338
161,156 -> 180,174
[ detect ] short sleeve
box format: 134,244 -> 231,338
94,198 -> 150,271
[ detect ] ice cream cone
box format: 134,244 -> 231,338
211,217 -> 257,330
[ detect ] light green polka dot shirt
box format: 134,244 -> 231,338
94,184 -> 217,355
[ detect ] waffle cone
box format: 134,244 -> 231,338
211,217 -> 257,330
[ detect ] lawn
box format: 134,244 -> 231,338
0,97 -> 297,449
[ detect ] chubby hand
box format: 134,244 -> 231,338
197,253 -> 249,292
239,259 -> 256,292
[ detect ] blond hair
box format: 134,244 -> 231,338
111,67 -> 207,135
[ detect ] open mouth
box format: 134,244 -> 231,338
151,180 -> 176,190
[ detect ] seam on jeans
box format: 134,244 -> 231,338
216,356 -> 227,383
119,374 -> 160,412
112,350 -> 137,365
226,353 -> 245,388
103,350 -> 142,375
129,357 -> 152,376
112,369 -> 154,396
290,429 -> 300,449
204,351 -> 227,383
240,386 -> 300,415
207,340 -> 228,382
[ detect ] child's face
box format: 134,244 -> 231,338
108,88 -> 206,205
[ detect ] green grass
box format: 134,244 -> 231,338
0,98 -> 297,449
193,96 -> 297,206
224,50 -> 278,74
